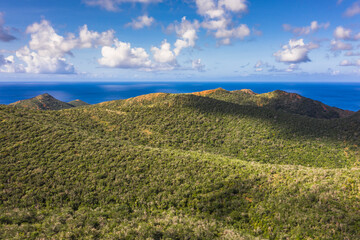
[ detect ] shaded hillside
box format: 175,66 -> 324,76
1,91 -> 360,239
10,93 -> 89,110
193,88 -> 354,119
68,99 -> 90,107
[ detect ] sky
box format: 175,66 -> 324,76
0,0 -> 360,82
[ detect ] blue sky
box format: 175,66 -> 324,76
1,0 -> 360,81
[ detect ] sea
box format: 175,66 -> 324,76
0,82 -> 359,111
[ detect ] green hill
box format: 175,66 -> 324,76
1,90 -> 359,239
192,88 -> 354,119
68,99 -> 90,107
10,93 -> 89,110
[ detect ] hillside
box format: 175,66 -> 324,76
1,90 -> 360,239
68,99 -> 90,107
10,93 -> 89,110
193,88 -> 354,119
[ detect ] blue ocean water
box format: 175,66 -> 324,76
0,82 -> 359,111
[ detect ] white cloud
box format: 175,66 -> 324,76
25,20 -> 77,58
334,26 -> 352,40
254,60 -> 272,72
84,0 -> 161,11
0,54 -> 12,66
195,0 -> 224,18
339,59 -> 360,66
99,39 -> 182,71
173,17 -> 200,56
201,18 -> 228,30
98,40 -> 152,69
151,40 -> 176,65
5,19 -> 115,74
345,51 -> 360,56
285,63 -> 299,72
0,55 -> 24,73
126,15 -> 154,29
0,12 -> 16,42
192,58 -> 205,72
218,0 -> 247,12
283,21 -> 330,36
330,40 -> 353,51
16,46 -> 75,74
78,25 -> 115,48
195,0 -> 250,44
214,24 -> 250,40
333,26 -> 360,41
344,1 -> 360,17
273,39 -> 319,64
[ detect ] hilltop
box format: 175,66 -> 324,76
10,89 -> 355,120
1,89 -> 359,239
192,88 -> 354,119
10,93 -> 89,110
68,99 -> 90,107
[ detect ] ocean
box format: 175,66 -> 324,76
0,82 -> 359,111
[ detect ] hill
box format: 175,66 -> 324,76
192,88 -> 354,119
10,93 -> 89,110
1,90 -> 360,239
68,99 -> 90,107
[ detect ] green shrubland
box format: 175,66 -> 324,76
1,91 -> 359,239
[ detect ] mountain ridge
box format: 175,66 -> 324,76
1,88 -> 360,239
190,88 -> 355,119
10,93 -> 89,110
9,89 -> 356,119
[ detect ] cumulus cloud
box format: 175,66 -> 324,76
344,1 -> 360,17
219,0 -> 247,12
0,55 -> 24,73
214,24 -> 250,43
78,25 -> 115,48
196,0 -> 247,17
126,15 -> 154,29
330,40 -> 353,51
339,59 -> 360,66
99,39 -> 181,71
0,12 -> 16,42
98,40 -> 152,69
192,58 -> 205,72
333,26 -> 360,40
173,17 -> 200,56
345,51 -> 360,56
151,40 -> 177,68
84,0 -> 161,11
16,46 -> 75,74
7,19 -> 115,74
283,21 -> 330,36
195,0 -> 250,44
273,39 -> 319,64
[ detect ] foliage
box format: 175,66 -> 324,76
0,90 -> 360,239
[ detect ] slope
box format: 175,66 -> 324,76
10,93 -> 74,110
193,88 -> 354,119
68,99 -> 90,107
1,92 -> 360,239
10,93 -> 89,110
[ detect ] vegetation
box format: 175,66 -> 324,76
68,99 -> 90,107
10,93 -> 89,110
193,88 -> 354,119
1,89 -> 359,239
